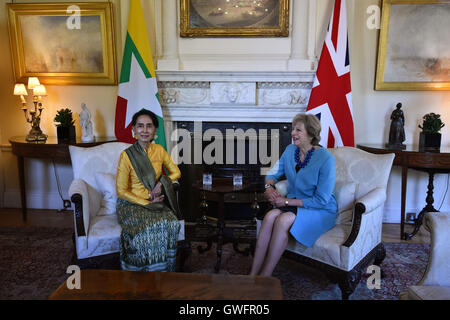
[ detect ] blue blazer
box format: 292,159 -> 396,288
266,145 -> 338,247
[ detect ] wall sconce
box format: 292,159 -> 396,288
14,77 -> 48,142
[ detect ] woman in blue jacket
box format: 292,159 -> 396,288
250,114 -> 337,276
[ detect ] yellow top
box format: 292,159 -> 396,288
116,144 -> 181,206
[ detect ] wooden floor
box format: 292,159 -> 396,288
0,208 -> 430,244
0,208 -> 74,229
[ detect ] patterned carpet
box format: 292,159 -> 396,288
0,226 -> 430,300
0,226 -> 73,300
185,242 -> 430,300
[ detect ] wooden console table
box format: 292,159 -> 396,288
9,136 -> 116,222
357,143 -> 450,240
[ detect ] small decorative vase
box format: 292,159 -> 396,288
57,126 -> 76,142
419,132 -> 441,152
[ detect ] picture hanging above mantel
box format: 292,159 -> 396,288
375,0 -> 450,91
180,0 -> 290,37
7,2 -> 117,85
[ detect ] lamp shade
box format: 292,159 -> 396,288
14,83 -> 28,96
27,77 -> 40,90
33,84 -> 47,96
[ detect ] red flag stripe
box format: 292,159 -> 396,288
115,96 -> 136,144
331,0 -> 342,51
327,128 -> 335,148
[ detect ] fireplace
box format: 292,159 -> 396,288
157,70 -> 314,221
174,121 -> 292,222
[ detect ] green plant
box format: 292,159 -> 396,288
418,113 -> 445,134
54,108 -> 75,127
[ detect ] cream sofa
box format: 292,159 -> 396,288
258,147 -> 395,299
399,211 -> 450,300
68,142 -> 187,269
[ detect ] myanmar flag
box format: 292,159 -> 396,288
115,0 -> 166,149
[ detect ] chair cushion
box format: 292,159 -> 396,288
406,285 -> 450,300
95,172 -> 117,216
334,181 -> 356,225
286,224 -> 351,269
329,147 -> 394,202
69,142 -> 131,192
75,214 -> 121,259
76,216 -> 186,259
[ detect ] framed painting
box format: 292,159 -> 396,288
375,0 -> 450,90
7,2 -> 117,85
180,0 -> 290,37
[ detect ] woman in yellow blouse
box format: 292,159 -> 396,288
116,109 -> 181,271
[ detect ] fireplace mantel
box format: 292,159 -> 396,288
156,71 -> 315,123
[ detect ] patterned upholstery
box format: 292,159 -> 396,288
68,142 -> 185,260
399,212 -> 450,300
69,142 -> 131,259
258,147 -> 395,271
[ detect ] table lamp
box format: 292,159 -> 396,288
14,77 -> 48,142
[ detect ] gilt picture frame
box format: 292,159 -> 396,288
375,0 -> 450,91
7,2 -> 117,85
180,0 -> 290,37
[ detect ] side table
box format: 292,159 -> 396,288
357,143 -> 450,240
9,136 -> 116,221
193,178 -> 268,273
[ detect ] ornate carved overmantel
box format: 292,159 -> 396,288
156,71 -> 315,123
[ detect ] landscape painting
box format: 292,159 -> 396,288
20,15 -> 103,74
376,1 -> 450,90
7,2 -> 117,85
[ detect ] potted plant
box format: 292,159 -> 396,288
54,108 -> 76,142
418,112 -> 445,151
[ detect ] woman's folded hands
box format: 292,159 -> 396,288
148,182 -> 165,203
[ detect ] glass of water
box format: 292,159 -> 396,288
203,173 -> 212,187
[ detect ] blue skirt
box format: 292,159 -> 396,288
289,207 -> 337,247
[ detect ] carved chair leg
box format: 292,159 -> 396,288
338,269 -> 362,300
373,243 -> 387,278
177,240 -> 192,272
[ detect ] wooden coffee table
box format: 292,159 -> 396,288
49,269 -> 283,300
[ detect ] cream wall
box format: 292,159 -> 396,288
0,0 -> 124,208
0,0 -> 449,222
348,0 -> 450,220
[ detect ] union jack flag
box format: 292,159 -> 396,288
306,0 -> 354,148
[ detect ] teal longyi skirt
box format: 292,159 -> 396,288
116,198 -> 180,271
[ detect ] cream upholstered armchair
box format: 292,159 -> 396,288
399,211 -> 450,300
68,142 -> 189,269
258,147 -> 395,299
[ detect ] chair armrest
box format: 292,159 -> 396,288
354,187 -> 387,215
68,179 -> 91,237
343,187 -> 386,247
172,181 -> 182,219
419,212 -> 450,286
170,181 -> 185,240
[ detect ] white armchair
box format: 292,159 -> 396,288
399,211 -> 450,300
258,147 -> 395,299
68,142 -> 189,269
